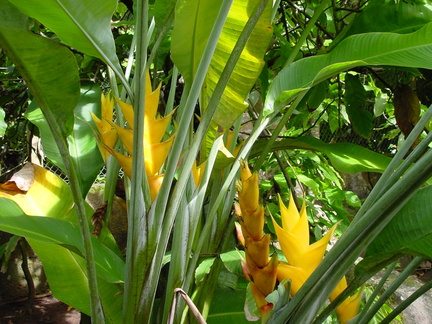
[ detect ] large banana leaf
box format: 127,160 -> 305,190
7,0 -> 127,92
171,0 -> 223,86
250,136 -> 391,173
202,0 -> 273,130
25,84 -> 104,196
0,0 -> 79,137
266,21 -> 432,112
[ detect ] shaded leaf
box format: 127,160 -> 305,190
331,0 -> 432,48
344,74 -> 372,138
365,185 -> 432,259
0,1 -> 79,137
266,22 -> 432,112
394,84 -> 421,139
207,287 -> 250,323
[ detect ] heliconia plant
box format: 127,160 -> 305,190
0,0 -> 432,323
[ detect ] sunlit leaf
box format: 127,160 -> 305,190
250,136 -> 391,173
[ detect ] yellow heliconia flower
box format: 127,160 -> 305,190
91,94 -> 117,162
236,161 -> 277,318
273,192 -> 361,323
92,71 -> 175,202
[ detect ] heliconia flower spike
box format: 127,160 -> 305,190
236,161 -> 277,318
274,193 -> 361,323
92,71 -> 175,202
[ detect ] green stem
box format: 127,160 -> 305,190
122,0 -> 150,322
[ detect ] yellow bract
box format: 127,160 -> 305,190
273,193 -> 361,323
92,71 -> 174,202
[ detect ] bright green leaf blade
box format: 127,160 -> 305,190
195,257 -> 216,285
171,0 -> 223,86
0,107 -> 6,136
7,0 -> 126,89
0,1 -> 79,137
266,21 -> 432,112
0,198 -> 125,284
250,135 -> 391,173
27,239 -> 91,314
365,185 -> 432,259
203,0 -> 273,130
25,84 -> 104,196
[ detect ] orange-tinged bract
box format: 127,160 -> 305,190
92,72 -> 174,202
236,161 -> 277,317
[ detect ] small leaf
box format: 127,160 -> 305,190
195,257 -> 216,285
0,107 -> 6,136
220,250 -> 245,277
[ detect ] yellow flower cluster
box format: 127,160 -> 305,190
91,72 -> 174,201
235,162 -> 361,323
235,161 -> 277,317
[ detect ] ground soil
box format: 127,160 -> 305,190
0,294 -> 81,324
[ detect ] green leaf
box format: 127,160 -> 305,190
365,185 -> 432,259
195,257 -> 216,285
266,22 -> 432,112
203,0 -> 273,130
220,250 -> 245,277
0,107 -> 6,136
7,0 -> 127,92
331,0 -> 432,48
171,0 -> 223,87
344,73 -> 373,138
25,84 -> 104,196
0,1 -> 79,137
207,287 -> 250,323
250,135 -> 391,173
